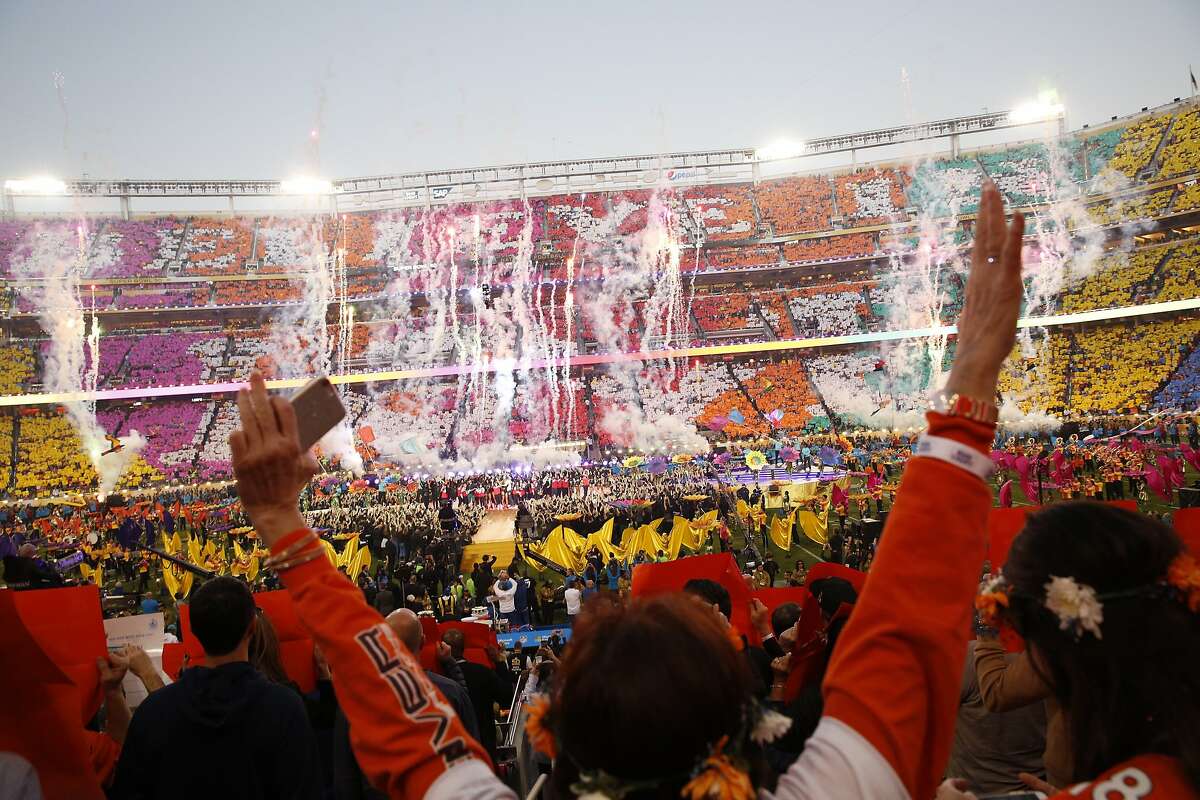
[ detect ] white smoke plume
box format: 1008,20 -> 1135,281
13,224 -> 146,496
265,217 -> 364,475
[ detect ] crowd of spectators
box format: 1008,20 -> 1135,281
1107,113 -> 1172,178
757,176 -> 834,235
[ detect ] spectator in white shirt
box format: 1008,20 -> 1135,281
492,571 -> 518,626
563,578 -> 582,623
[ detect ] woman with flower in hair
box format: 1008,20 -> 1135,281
225,183 -> 1067,799
958,503 -> 1200,798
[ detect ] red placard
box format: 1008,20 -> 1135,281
803,562 -> 866,593
0,592 -> 104,799
1175,508 -> 1200,553
630,553 -> 756,642
11,584 -> 107,724
750,587 -> 811,616
987,507 -> 1032,567
179,590 -> 316,692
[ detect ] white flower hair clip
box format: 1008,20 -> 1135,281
750,708 -> 792,744
1043,575 -> 1105,640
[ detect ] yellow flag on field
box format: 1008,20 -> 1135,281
769,511 -> 794,551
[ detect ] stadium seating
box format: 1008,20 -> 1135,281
86,219 -> 174,278
0,344 -> 35,395
682,185 -> 757,241
908,157 -> 985,216
1070,317 -> 1200,414
0,101 -> 1197,496
834,169 -> 906,225
741,361 -> 822,430
756,176 -> 833,235
692,292 -> 753,332
1107,114 -> 1171,178
706,244 -> 780,270
1155,340 -> 1200,410
1157,107 -> 1200,179
1088,189 -> 1174,226
1155,241 -> 1200,303
788,284 -> 869,337
782,233 -> 875,262
1067,128 -> 1122,182
1059,245 -> 1170,313
1175,181 -> 1200,213
180,217 -> 255,274
997,332 -> 1071,413
13,413 -> 95,494
213,279 -> 302,306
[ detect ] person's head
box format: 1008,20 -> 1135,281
585,579 -> 594,589
771,602 -> 802,638
498,569 -> 509,582
547,595 -> 764,797
1001,501 -> 1200,788
441,628 -> 465,660
190,577 -> 256,659
248,611 -> 290,685
386,608 -> 423,655
808,577 -> 857,622
683,578 -> 732,621
17,543 -> 35,558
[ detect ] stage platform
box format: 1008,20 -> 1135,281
460,508 -> 517,574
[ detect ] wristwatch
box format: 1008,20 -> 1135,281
929,390 -> 999,424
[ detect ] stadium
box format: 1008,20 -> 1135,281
3,5 -> 1200,797
2,98 -> 1198,496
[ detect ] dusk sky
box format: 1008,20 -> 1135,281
2,0 -> 1198,181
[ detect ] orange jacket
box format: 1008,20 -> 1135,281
271,532 -> 504,799
821,411 -> 994,800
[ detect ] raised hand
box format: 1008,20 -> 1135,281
229,371 -> 318,546
945,181 -> 1025,400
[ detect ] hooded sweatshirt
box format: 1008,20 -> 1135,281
111,661 -> 319,800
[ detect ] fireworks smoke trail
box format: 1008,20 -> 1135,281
14,224 -> 145,496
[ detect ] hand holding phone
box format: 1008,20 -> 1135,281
290,376 -> 347,451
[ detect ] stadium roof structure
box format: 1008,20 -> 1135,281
3,107 -> 1070,217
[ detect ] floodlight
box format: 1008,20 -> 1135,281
1008,91 -> 1065,124
755,140 -> 806,161
4,176 -> 67,195
279,176 -> 333,195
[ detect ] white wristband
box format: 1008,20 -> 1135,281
914,434 -> 994,482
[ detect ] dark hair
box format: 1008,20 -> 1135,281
550,594 -> 760,797
190,577 -> 255,657
771,602 -> 802,637
442,628 -> 465,660
808,577 -> 857,618
682,578 -> 731,620
249,612 -> 291,686
1004,501 -> 1200,788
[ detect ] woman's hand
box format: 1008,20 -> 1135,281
229,371 -> 318,547
935,778 -> 978,799
945,181 -> 1026,400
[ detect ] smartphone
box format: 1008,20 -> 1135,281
290,376 -> 346,451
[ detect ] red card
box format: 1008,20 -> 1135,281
0,592 -> 105,799
987,507 -> 1031,567
11,584 -> 106,724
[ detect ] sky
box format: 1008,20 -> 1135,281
1,0 -> 1198,182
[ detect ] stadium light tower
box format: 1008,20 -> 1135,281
4,176 -> 68,195
754,139 -> 807,161
279,176 -> 334,195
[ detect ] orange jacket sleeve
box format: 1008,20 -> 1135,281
270,531 -> 502,799
821,412 -> 995,800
